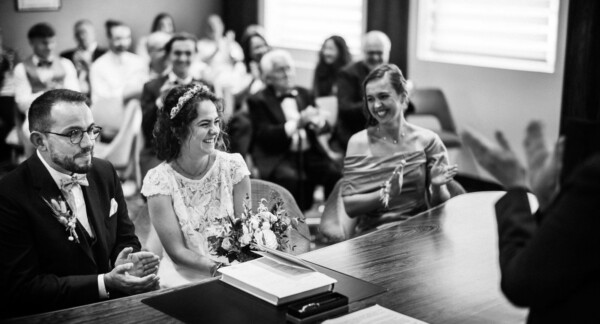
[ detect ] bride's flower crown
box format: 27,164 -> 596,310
170,84 -> 210,119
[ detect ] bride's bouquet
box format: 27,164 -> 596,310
207,192 -> 304,263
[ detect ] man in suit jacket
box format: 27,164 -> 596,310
334,31 -> 391,154
0,89 -> 160,318
140,32 -> 214,179
462,123 -> 600,324
61,20 -> 107,98
248,50 -> 341,210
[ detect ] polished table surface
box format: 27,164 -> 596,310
4,191 -> 528,324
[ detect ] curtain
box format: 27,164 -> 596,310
366,0 -> 410,76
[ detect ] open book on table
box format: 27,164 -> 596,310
218,246 -> 337,306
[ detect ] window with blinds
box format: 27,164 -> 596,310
417,0 -> 560,73
262,0 -> 365,55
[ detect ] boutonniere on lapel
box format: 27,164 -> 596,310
42,196 -> 80,243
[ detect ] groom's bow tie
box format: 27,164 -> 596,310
61,175 -> 89,191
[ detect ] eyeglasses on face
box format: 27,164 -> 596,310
44,125 -> 103,144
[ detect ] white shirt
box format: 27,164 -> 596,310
90,51 -> 148,137
14,55 -> 79,113
281,98 -> 310,152
90,51 -> 148,102
36,150 -> 109,299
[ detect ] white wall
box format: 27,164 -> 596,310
407,0 -> 569,168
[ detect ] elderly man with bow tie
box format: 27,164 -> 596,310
248,49 -> 341,210
0,89 -> 160,319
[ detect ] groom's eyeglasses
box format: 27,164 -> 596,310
44,125 -> 103,144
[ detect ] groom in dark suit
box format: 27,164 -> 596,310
0,89 -> 160,318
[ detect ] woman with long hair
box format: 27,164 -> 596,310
141,84 -> 250,287
312,35 -> 351,97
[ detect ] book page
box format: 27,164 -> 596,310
254,246 -> 318,272
323,305 -> 428,324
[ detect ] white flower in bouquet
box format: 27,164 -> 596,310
239,233 -> 252,246
222,237 -> 233,251
250,217 -> 261,230
255,229 -> 278,250
261,221 -> 271,230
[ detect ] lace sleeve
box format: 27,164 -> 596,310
228,153 -> 251,185
141,166 -> 172,197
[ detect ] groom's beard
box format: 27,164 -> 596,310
50,147 -> 94,174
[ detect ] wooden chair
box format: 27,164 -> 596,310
408,88 -> 462,148
250,179 -> 311,254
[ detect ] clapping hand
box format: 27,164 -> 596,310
461,130 -> 528,189
430,159 -> 458,187
115,247 -> 160,277
300,106 -> 325,131
105,247 -> 160,295
524,121 -> 564,210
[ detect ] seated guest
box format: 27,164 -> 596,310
197,14 -> 244,74
248,50 -> 341,211
238,30 -> 270,103
0,89 -> 160,318
0,27 -> 19,163
140,32 -> 211,179
225,30 -> 270,158
135,13 -> 175,62
462,122 -> 599,324
334,30 -> 391,154
342,64 -> 457,233
145,31 -> 172,79
313,35 -> 351,98
14,22 -> 79,156
142,84 -> 250,288
90,20 -> 148,142
61,20 -> 107,98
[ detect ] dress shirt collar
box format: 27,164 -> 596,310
32,54 -> 54,67
79,42 -> 98,53
36,150 -> 80,189
168,71 -> 193,85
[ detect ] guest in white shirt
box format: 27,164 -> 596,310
90,20 -> 148,141
13,23 -> 79,156
61,20 -> 107,98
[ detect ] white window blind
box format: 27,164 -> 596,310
263,0 -> 364,55
417,0 -> 560,73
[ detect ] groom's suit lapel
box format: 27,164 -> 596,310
28,154 -> 97,266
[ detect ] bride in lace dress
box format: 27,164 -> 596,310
141,84 -> 250,288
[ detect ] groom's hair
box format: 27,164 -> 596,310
29,89 -> 90,133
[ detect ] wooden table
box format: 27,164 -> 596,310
4,191 -> 528,323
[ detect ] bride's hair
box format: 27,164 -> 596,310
154,83 -> 228,161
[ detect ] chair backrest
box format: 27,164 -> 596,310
94,101 -> 142,168
315,96 -> 338,127
318,179 -> 356,243
409,88 -> 457,133
250,179 -> 311,254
